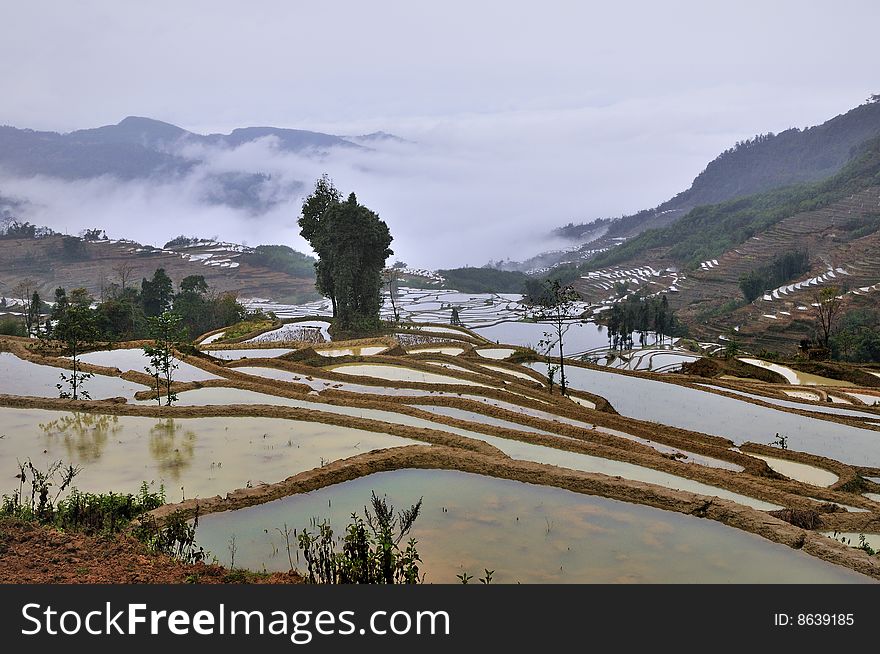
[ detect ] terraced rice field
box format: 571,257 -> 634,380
3,308 -> 880,583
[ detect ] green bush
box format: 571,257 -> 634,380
240,245 -> 316,277
0,317 -> 25,336
298,492 -> 423,584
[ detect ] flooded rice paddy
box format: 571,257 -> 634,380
531,363 -> 880,467
315,345 -> 388,357
700,385 -> 879,421
4,303 -> 880,582
76,349 -> 222,382
203,348 -> 294,361
0,352 -> 148,399
408,346 -> 466,355
244,320 -> 331,344
195,470 -> 867,583
475,348 -> 515,360
327,363 -> 489,387
0,407 -> 419,499
469,434 -> 781,511
738,358 -> 852,387
747,453 -> 839,487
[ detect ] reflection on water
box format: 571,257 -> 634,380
195,469 -> 870,583
148,419 -> 196,479
532,363 -> 880,467
328,363 -> 489,387
0,407 -> 419,498
38,412 -> 122,463
738,358 -> 851,387
315,346 -> 387,357
471,432 -> 780,511
0,352 -> 147,399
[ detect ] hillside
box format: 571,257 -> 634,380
605,100 -> 880,238
673,186 -> 880,351
532,99 -> 880,275
588,133 -> 880,271
573,135 -> 880,352
0,233 -> 319,304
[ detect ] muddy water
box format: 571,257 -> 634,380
844,392 -> 880,406
530,363 -> 880,467
784,390 -> 822,401
475,348 -> 515,360
0,407 -> 419,500
471,433 -> 780,511
203,348 -> 294,361
135,387 -> 312,407
137,386 -> 518,444
408,405 -> 559,436
328,363 -> 489,387
0,352 -> 148,399
199,331 -> 226,345
231,367 -> 442,397
75,349 -> 222,382
474,321 -> 611,355
479,363 -> 540,381
748,453 -> 839,487
128,385 -> 761,505
569,396 -> 597,409
194,470 -> 868,583
822,532 -> 880,553
396,325 -> 473,337
738,358 -> 851,387
409,346 -> 466,355
315,346 -> 387,357
700,386 -> 879,421
427,395 -> 600,428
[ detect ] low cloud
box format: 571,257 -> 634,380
0,87 -> 864,269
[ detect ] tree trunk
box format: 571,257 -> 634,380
557,319 -> 566,395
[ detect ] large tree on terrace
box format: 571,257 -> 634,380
299,174 -> 342,316
298,177 -> 393,331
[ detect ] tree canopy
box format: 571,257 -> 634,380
298,176 -> 393,331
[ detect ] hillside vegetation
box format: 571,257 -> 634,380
587,134 -> 880,270
559,99 -> 880,244
0,229 -> 318,305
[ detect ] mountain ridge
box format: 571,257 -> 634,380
0,115 -> 371,181
0,116 -> 401,214
523,98 -> 880,275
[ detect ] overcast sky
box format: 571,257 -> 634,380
1,0 -> 878,267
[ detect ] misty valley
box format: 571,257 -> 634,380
3,85 -> 880,590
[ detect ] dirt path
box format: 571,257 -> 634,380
0,518 -> 302,584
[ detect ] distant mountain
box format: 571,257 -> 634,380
556,98 -> 880,247
201,125 -> 362,151
0,123 -> 190,180
71,116 -> 363,153
346,131 -> 413,145
67,116 -> 190,150
0,116 -> 387,212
